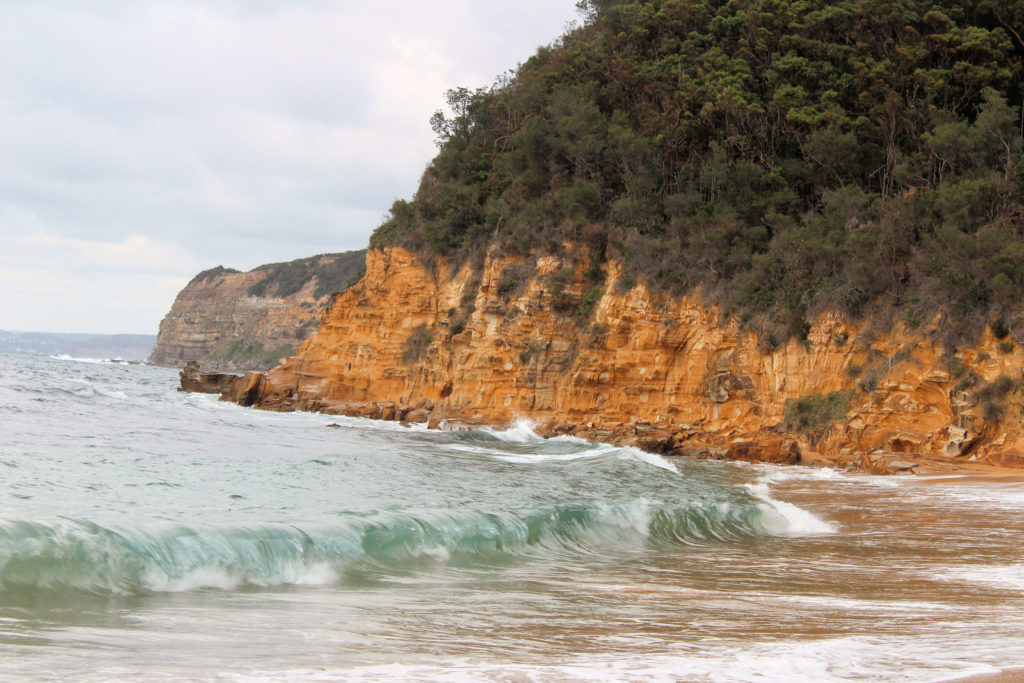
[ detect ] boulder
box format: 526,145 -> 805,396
724,438 -> 801,465
634,423 -> 673,452
797,450 -> 832,467
405,408 -> 430,423
221,371 -> 264,407
179,361 -> 241,395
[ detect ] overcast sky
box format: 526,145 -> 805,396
0,1 -> 580,334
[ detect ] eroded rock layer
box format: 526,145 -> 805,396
225,246 -> 1024,473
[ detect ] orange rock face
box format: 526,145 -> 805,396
232,245 -> 1024,472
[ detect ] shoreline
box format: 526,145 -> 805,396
177,363 -> 1024,476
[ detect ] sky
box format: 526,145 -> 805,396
0,0 -> 580,335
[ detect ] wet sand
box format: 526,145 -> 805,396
945,668 -> 1024,682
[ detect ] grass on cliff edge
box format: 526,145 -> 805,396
247,251 -> 366,300
208,340 -> 297,369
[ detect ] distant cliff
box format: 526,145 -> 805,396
149,251 -> 365,372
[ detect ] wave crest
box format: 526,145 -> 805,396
0,494 -> 834,596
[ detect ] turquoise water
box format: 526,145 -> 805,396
0,352 -> 1022,681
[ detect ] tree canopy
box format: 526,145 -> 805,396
372,0 -> 1024,343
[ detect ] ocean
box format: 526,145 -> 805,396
0,352 -> 1022,682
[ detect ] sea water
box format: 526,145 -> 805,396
0,352 -> 1022,682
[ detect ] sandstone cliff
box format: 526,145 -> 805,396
150,251 -> 364,372
220,245 -> 1024,473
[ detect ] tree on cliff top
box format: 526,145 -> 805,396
371,0 -> 1024,343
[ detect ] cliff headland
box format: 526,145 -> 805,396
194,0 -> 1024,472
215,244 -> 1024,474
150,251 -> 364,372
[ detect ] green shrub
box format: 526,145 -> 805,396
784,390 -> 854,432
460,277 -> 481,312
496,262 -> 533,299
189,265 -> 240,285
858,373 -> 880,393
975,374 -> 1018,422
575,285 -> 603,320
992,317 -> 1011,339
519,342 -> 541,365
401,324 -> 434,365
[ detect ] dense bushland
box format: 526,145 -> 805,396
248,251 -> 366,299
371,0 -> 1024,342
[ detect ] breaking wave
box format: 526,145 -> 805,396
51,354 -> 132,365
0,494 -> 833,596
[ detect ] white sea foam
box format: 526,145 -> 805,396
416,545 -> 451,562
756,464 -> 844,484
920,482 -> 1024,510
51,354 -> 131,365
482,418 -> 593,445
142,561 -> 340,593
616,446 -> 679,473
482,418 -> 545,443
745,482 -> 838,536
933,564 -> 1024,592
218,635 -> 1015,683
491,440 -> 680,473
594,498 -> 654,538
492,450 -> 601,463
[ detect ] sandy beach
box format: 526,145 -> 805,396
945,668 -> 1024,682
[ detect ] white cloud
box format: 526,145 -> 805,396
0,0 -> 580,333
0,232 -> 201,334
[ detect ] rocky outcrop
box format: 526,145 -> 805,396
216,245 -> 1024,473
150,252 -> 364,372
178,361 -> 241,394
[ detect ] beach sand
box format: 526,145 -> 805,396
945,668 -> 1024,682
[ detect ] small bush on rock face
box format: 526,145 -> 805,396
519,342 -> 541,365
496,262 -> 534,300
575,285 -> 603,320
617,274 -> 637,293
784,390 -> 853,432
970,374 -> 1021,422
401,324 -> 434,365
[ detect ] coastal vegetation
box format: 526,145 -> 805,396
784,389 -> 855,433
371,0 -> 1024,344
248,251 -> 366,300
189,265 -> 241,285
207,340 -> 297,368
402,324 -> 434,364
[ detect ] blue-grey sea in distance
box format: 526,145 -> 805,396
0,351 -> 1023,681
